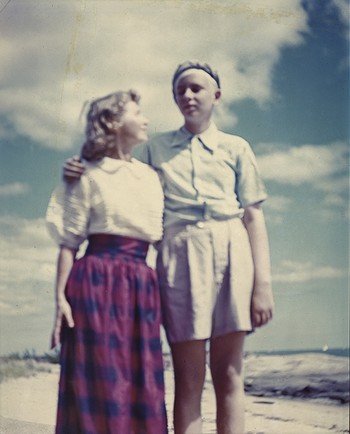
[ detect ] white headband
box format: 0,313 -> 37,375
173,68 -> 219,90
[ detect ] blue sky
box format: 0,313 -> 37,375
0,0 -> 348,356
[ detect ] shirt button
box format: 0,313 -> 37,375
196,221 -> 205,228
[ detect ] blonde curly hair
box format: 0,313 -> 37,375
81,89 -> 140,161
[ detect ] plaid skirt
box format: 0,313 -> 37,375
55,234 -> 167,434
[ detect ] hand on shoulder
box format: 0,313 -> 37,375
63,155 -> 85,181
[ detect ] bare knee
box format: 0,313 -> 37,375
175,366 -> 205,395
210,332 -> 246,396
211,363 -> 244,395
171,340 -> 207,396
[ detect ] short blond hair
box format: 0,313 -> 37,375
81,90 -> 140,161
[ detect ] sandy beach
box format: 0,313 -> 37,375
0,352 -> 348,434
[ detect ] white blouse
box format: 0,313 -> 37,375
46,157 -> 164,249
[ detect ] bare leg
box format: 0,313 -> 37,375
210,332 -> 246,434
170,339 -> 207,434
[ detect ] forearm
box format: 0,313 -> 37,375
55,246 -> 77,302
243,203 -> 274,326
50,246 -> 77,347
243,203 -> 271,288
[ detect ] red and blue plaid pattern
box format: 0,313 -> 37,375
55,234 -> 167,434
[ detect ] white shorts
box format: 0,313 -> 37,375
157,218 -> 254,343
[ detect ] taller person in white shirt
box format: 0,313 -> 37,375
46,90 -> 167,434
63,62 -> 275,434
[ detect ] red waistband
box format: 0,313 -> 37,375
85,234 -> 149,259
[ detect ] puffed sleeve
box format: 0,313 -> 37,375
46,176 -> 90,249
235,141 -> 268,208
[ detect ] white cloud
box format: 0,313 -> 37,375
0,216 -> 57,316
273,259 -> 347,283
0,0 -> 308,148
319,208 -> 349,223
263,194 -> 292,212
323,193 -> 348,207
0,182 -> 30,196
257,141 -> 348,188
257,141 -> 349,218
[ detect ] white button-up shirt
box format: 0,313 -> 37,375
134,123 -> 267,228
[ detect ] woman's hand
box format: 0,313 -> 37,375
63,155 -> 85,181
51,296 -> 75,349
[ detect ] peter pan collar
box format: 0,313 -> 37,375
94,157 -> 142,178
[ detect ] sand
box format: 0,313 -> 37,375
0,353 -> 348,434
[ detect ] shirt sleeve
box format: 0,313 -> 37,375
46,177 -> 90,249
132,142 -> 150,164
235,141 -> 268,208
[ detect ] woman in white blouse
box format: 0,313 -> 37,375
46,90 -> 167,434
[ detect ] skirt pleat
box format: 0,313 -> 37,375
55,235 -> 167,434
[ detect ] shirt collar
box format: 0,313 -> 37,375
171,123 -> 219,152
197,123 -> 219,152
95,156 -> 142,178
171,126 -> 192,146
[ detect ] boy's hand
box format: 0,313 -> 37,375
251,282 -> 274,328
63,155 -> 85,181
